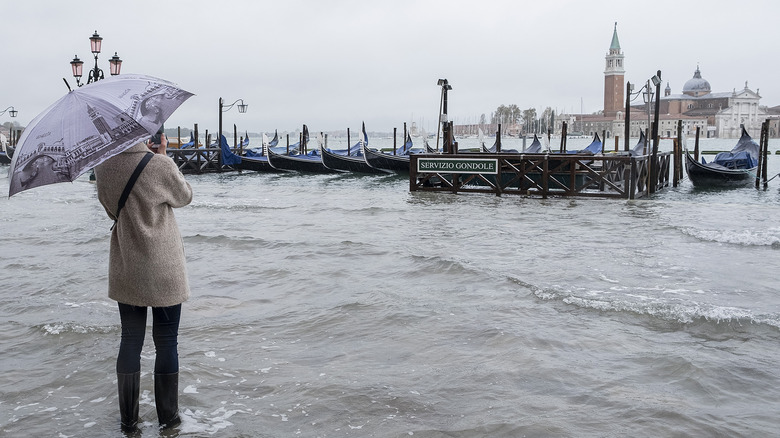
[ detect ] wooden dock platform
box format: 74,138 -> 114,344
409,152 -> 671,199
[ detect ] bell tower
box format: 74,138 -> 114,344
603,22 -> 625,117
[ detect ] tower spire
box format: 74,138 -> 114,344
610,22 -> 621,51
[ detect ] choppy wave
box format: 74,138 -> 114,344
184,233 -> 275,249
188,200 -> 295,212
530,285 -> 780,330
679,226 -> 780,247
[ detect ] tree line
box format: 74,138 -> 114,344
489,105 -> 556,135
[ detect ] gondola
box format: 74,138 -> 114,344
523,134 -> 543,153
481,130 -> 520,153
267,147 -> 335,173
567,132 -> 602,155
685,127 -> 759,187
321,123 -> 388,174
266,125 -> 336,173
208,133 -> 280,172
243,131 -> 277,157
240,131 -> 250,148
362,133 -> 415,172
482,140 -> 519,154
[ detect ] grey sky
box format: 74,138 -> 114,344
2,0 -> 778,135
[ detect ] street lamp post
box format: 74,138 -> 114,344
649,71 -> 662,193
217,97 -> 248,167
623,72 -> 661,154
436,78 -> 452,152
69,31 -> 122,87
643,79 -> 654,155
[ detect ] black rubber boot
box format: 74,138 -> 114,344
154,372 -> 181,429
117,372 -> 140,433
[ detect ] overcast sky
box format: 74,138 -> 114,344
2,0 -> 778,135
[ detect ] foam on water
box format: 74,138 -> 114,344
41,322 -> 116,335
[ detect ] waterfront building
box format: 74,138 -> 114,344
557,25 -> 777,139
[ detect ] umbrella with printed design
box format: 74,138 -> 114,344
8,74 -> 193,197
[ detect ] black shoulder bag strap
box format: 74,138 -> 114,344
111,152 -> 154,231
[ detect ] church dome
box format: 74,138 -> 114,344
683,66 -> 711,96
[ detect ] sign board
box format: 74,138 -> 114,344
416,157 -> 499,174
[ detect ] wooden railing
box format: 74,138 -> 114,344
168,147 -> 227,174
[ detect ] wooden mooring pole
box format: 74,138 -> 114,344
496,123 -> 502,153
624,81 -> 631,152
673,120 -> 682,186
560,122 -> 567,152
763,120 -> 770,188
194,124 -> 201,172
756,121 -> 765,189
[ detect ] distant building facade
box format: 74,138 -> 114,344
655,67 -> 771,138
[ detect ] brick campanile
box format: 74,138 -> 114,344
604,22 -> 625,117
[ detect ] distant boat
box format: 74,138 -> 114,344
685,126 -> 759,187
321,123 -> 388,174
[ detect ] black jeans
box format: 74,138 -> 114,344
117,303 -> 181,375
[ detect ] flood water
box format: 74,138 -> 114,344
2,136 -> 780,437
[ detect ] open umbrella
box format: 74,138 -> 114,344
8,74 -> 193,197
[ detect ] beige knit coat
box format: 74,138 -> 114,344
95,142 -> 192,307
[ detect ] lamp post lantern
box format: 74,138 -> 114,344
70,31 -> 122,87
1,106 -> 18,118
218,98 -> 248,140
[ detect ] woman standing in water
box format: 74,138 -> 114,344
94,133 -> 192,432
